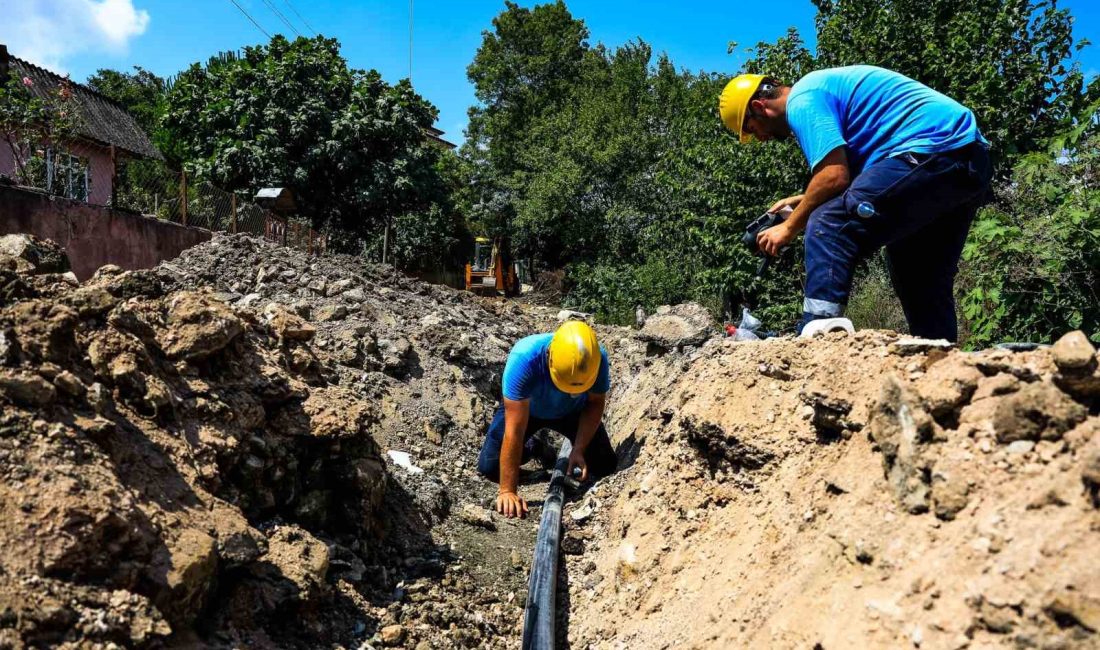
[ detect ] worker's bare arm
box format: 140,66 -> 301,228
567,393 -> 606,481
757,147 -> 850,256
497,397 -> 530,518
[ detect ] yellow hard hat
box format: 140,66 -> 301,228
548,321 -> 601,395
719,73 -> 766,143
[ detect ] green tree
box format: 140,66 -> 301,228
813,0 -> 1098,161
85,66 -> 165,137
463,1 -> 590,252
161,35 -> 447,249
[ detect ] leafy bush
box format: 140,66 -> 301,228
959,135 -> 1100,346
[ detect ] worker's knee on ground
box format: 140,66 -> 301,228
475,457 -> 501,482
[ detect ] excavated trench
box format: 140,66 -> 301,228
0,233 -> 1096,649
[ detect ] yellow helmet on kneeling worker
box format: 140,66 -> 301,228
548,321 -> 601,395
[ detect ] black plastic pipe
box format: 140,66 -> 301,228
521,438 -> 572,650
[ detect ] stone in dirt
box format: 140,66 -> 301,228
869,375 -> 938,513
0,234 -> 70,275
65,286 -> 118,318
342,287 -> 367,303
325,278 -> 355,297
992,382 -> 1087,443
159,292 -> 244,360
930,462 -> 971,520
636,302 -> 716,351
459,503 -> 497,531
381,623 -> 406,646
800,388 -> 861,438
263,525 -> 331,603
1052,331 -> 1100,400
0,370 -> 57,406
889,338 -> 955,356
315,304 -> 348,322
915,359 -> 983,422
268,306 -> 316,342
1052,330 -> 1097,372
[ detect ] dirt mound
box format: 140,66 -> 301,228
564,330 -> 1100,649
0,258 -> 389,647
3,232 -> 1096,649
0,234 -> 562,648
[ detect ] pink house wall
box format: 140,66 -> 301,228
0,140 -> 114,205
0,184 -> 211,279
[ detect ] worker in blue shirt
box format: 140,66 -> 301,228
718,65 -> 993,341
477,321 -> 617,518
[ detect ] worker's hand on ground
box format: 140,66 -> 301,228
757,222 -> 796,256
496,490 -> 528,518
769,194 -> 804,214
566,448 -> 589,482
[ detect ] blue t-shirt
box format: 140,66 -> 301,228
786,65 -> 986,174
502,333 -> 611,420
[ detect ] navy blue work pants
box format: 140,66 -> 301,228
800,142 -> 993,341
476,405 -> 618,482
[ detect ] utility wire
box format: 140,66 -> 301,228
260,0 -> 301,37
228,0 -> 271,39
281,0 -> 318,36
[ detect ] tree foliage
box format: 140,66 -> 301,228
0,72 -> 82,186
959,134 -> 1100,345
813,0 -> 1099,162
85,66 -> 165,137
161,35 -> 452,256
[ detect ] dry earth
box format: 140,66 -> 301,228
565,331 -> 1100,649
0,234 -> 1096,649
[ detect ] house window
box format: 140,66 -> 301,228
45,148 -> 91,202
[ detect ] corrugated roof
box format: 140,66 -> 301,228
9,56 -> 162,160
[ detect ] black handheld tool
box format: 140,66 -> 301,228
741,210 -> 788,278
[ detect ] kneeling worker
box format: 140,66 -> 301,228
477,321 -> 617,518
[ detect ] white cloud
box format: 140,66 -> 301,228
0,0 -> 150,74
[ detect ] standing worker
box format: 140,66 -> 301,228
719,65 -> 993,341
477,321 -> 617,518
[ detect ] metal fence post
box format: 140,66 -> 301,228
231,194 -> 237,233
180,170 -> 188,226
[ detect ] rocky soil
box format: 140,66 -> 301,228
564,330 -> 1100,649
0,232 -> 1096,649
0,234 -> 568,649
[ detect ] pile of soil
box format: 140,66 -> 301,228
1,232 -> 1095,649
564,330 -> 1100,649
0,234 -> 563,649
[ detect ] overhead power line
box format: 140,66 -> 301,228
260,0 -> 301,37
228,0 -> 271,39
282,0 -> 318,36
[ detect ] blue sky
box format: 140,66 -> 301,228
3,0 -> 1098,145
